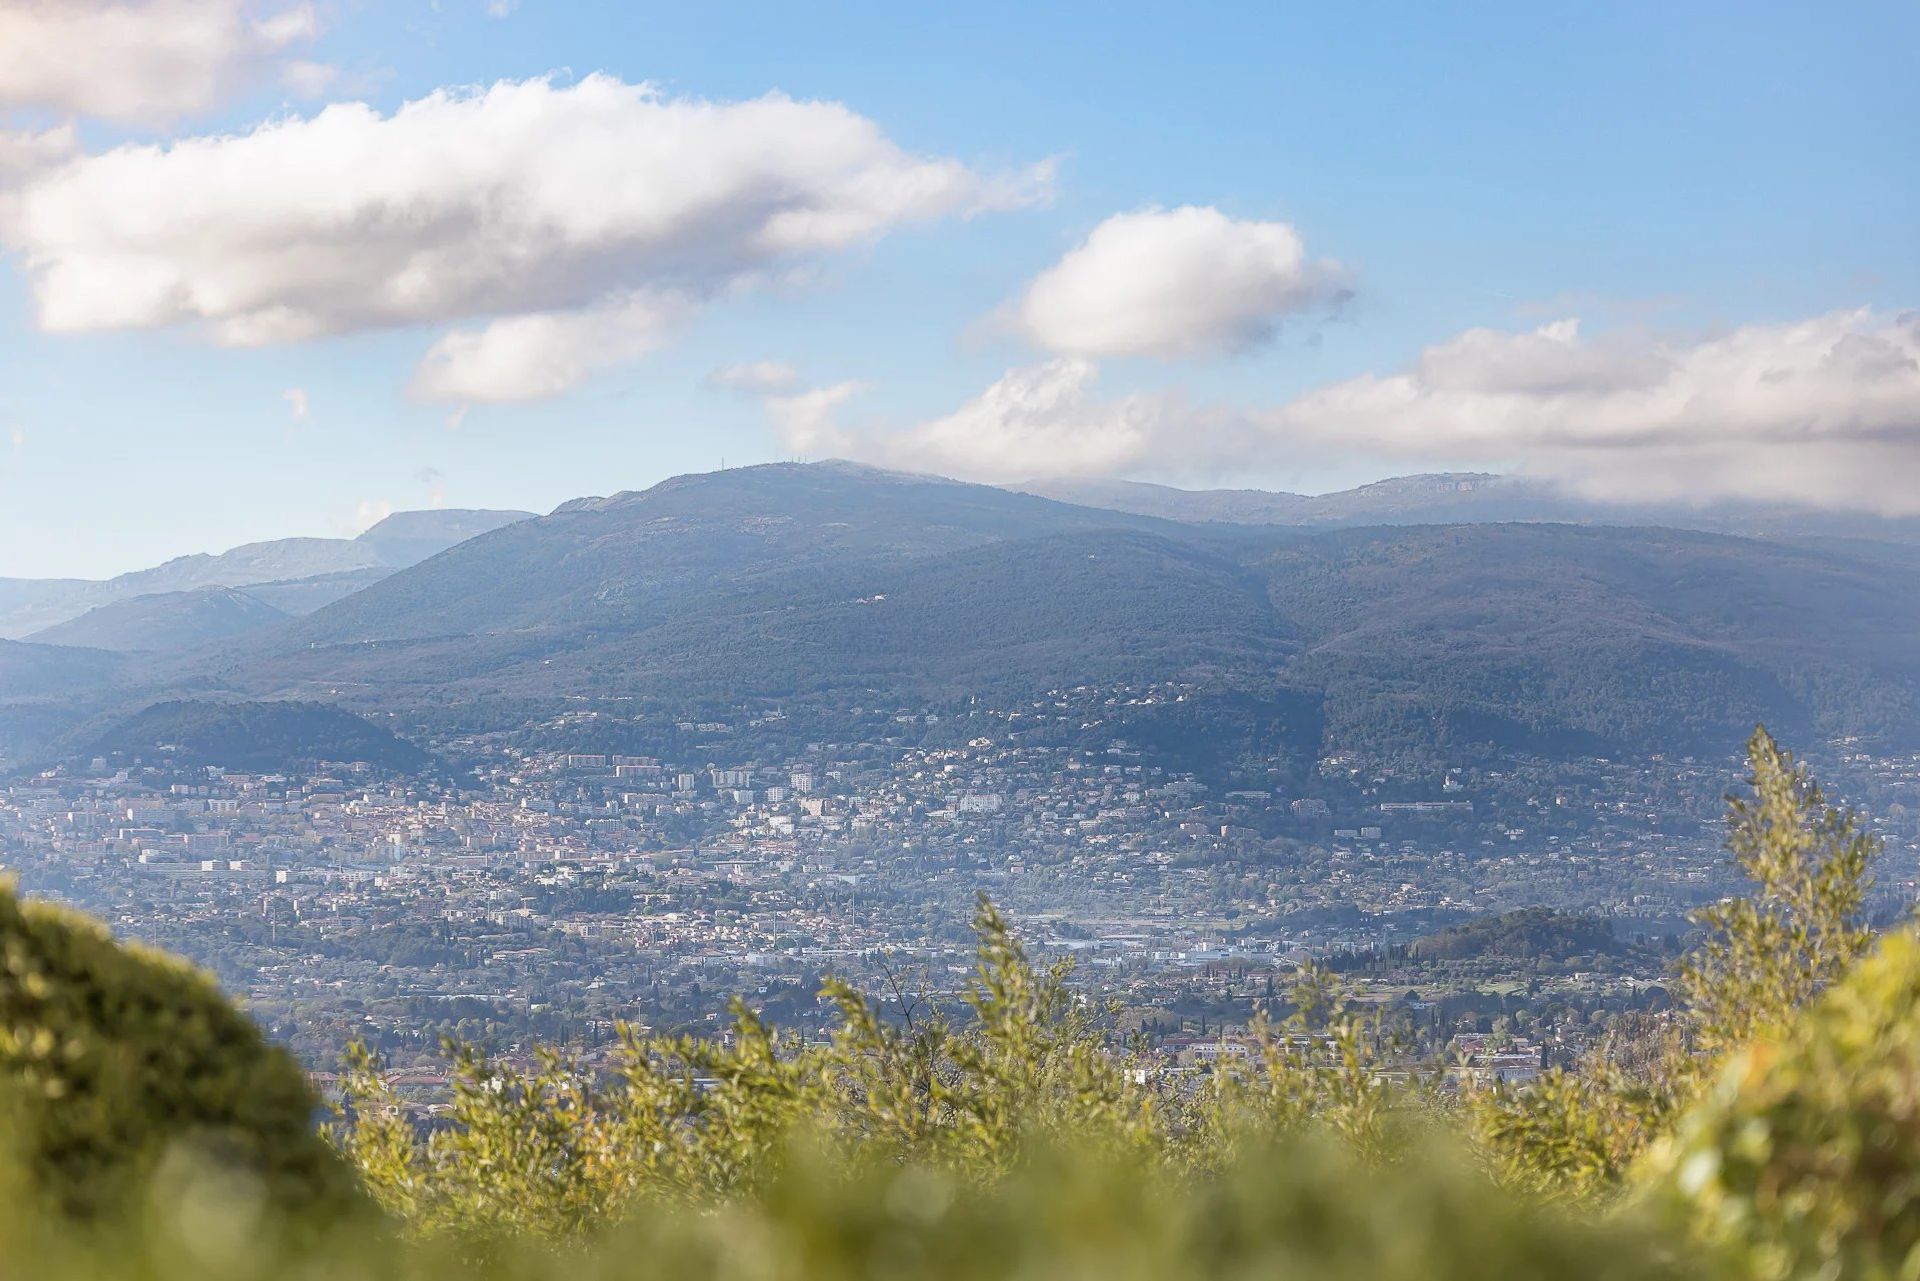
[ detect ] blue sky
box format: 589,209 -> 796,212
0,0 -> 1915,577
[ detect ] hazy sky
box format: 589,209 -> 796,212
1,1 -> 1916,577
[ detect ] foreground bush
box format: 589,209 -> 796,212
1642,927 -> 1920,1280
1471,727 -> 1883,1200
0,1132 -> 1701,1281
336,898 -> 1202,1237
0,879 -> 357,1219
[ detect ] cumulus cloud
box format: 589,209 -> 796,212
278,58 -> 339,100
1410,319 -> 1673,395
882,361 -> 1189,476
1268,309 -> 1920,511
717,362 -> 864,458
1007,206 -> 1341,359
411,291 -> 688,403
0,74 -> 1049,400
766,380 -> 866,457
768,359 -> 1222,480
0,0 -> 324,125
787,309 -> 1920,514
0,124 -> 76,181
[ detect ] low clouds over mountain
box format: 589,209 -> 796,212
779,309 -> 1920,515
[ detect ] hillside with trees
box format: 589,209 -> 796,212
84,699 -> 425,772
178,464 -> 1920,763
1410,907 -> 1628,964
28,586 -> 289,652
6,465 -> 1920,771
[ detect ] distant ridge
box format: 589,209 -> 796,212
1010,473 -> 1920,542
26,587 -> 289,653
357,509 -> 537,566
0,508 -> 534,639
552,459 -> 959,515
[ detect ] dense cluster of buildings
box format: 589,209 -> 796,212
3,688 -> 1917,1081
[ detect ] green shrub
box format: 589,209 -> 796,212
1641,926 -> 1920,1280
1471,727 -> 1881,1199
0,879 -> 358,1219
334,898 -> 1185,1237
334,897 -> 1444,1241
0,1133 -> 1702,1281
560,1137 -> 1698,1281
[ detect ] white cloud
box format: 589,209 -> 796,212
791,308 -> 1920,514
719,362 -> 865,459
282,386 -> 308,420
1267,309 -> 1920,511
278,58 -> 338,100
411,291 -> 688,403
0,74 -> 1049,400
770,359 -> 1214,480
1007,205 -> 1340,359
884,360 -> 1184,476
1411,319 -> 1673,394
0,124 -> 76,181
766,380 -> 866,457
0,1 -> 324,125
707,359 -> 801,394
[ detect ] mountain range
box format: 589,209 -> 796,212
0,508 -> 533,643
3,464 -> 1916,770
1016,473 -> 1920,546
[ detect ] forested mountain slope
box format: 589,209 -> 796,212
84,699 -> 425,772
165,463 -> 1920,761
28,587 -> 289,653
1250,522 -> 1920,754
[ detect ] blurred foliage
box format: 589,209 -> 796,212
0,878 -> 358,1221
337,899 -> 1250,1238
0,1129 -> 1701,1281
1642,927 -> 1920,1280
